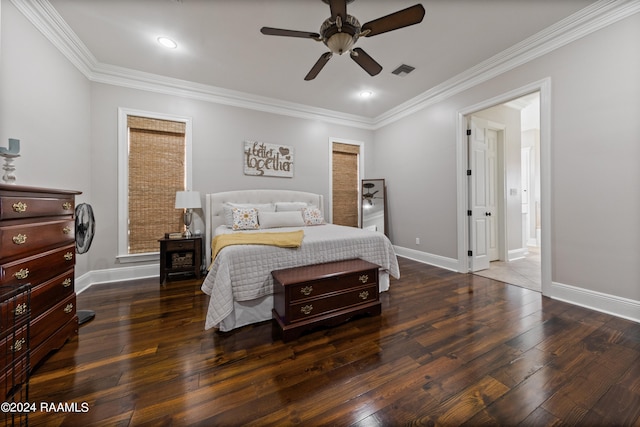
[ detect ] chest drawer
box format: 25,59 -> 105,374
288,270 -> 377,302
165,239 -> 195,251
289,284 -> 378,322
0,244 -> 75,286
0,195 -> 74,220
30,293 -> 76,350
30,270 -> 74,319
0,286 -> 31,331
0,219 -> 75,260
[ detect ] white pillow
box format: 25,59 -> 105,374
258,211 -> 305,228
275,202 -> 308,212
231,207 -> 260,230
223,203 -> 275,228
302,207 -> 325,225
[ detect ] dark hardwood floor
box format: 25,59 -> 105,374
25,257 -> 640,426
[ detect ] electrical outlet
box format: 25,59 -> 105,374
416,237 -> 420,245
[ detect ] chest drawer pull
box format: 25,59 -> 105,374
14,268 -> 29,280
11,338 -> 26,353
12,201 -> 27,212
12,233 -> 27,244
13,303 -> 28,316
359,290 -> 370,300
64,252 -> 74,261
62,202 -> 72,210
62,278 -> 72,287
62,226 -> 72,234
64,303 -> 74,314
300,286 -> 313,296
300,305 -> 313,315
359,274 -> 369,283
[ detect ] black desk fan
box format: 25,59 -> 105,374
75,203 -> 96,325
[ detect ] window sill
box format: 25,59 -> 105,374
116,252 -> 159,264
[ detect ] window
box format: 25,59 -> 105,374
118,108 -> 193,262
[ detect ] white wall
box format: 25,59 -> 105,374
88,83 -> 373,273
372,13 -> 640,307
0,0 -> 92,276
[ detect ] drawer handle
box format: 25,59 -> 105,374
11,338 -> 26,353
300,305 -> 313,315
14,268 -> 29,280
64,252 -> 74,261
62,278 -> 72,287
12,201 -> 27,213
13,303 -> 28,316
62,202 -> 72,210
300,286 -> 313,296
63,226 -> 72,234
12,233 -> 27,245
64,303 -> 74,314
359,274 -> 369,283
359,290 -> 370,300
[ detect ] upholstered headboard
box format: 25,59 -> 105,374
204,189 -> 324,264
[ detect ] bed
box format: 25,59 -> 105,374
201,189 -> 400,331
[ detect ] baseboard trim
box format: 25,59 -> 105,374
75,263 -> 159,294
551,281 -> 640,324
394,246 -> 460,272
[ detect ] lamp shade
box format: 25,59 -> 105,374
175,191 -> 201,209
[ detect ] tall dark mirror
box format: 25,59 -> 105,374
361,179 -> 388,236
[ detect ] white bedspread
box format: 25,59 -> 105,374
201,224 -> 400,330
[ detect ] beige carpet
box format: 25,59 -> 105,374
473,247 -> 541,292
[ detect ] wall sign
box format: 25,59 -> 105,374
244,140 -> 294,178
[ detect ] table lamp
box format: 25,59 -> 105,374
175,190 -> 201,237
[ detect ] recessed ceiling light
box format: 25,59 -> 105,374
157,37 -> 178,49
359,90 -> 373,99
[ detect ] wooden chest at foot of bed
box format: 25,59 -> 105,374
272,258 -> 381,342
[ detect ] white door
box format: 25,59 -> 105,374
469,116 -> 499,271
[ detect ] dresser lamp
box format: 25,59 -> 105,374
175,190 -> 201,237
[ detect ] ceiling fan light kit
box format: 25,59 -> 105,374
260,1 -> 425,80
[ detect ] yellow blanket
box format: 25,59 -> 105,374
210,230 -> 304,265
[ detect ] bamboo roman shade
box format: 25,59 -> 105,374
127,116 -> 186,254
332,142 -> 360,228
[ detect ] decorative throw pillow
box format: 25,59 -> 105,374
258,211 -> 305,229
302,207 -> 325,225
223,203 -> 274,228
231,207 -> 260,230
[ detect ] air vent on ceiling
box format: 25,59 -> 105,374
391,64 -> 415,77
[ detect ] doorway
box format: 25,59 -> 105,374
457,81 -> 549,294
328,139 -> 364,226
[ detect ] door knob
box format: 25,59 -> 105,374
485,212 -> 492,216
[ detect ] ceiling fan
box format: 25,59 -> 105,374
260,0 -> 426,80
362,182 -> 382,206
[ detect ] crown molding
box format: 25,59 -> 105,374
12,0 -> 640,130
372,0 -> 640,128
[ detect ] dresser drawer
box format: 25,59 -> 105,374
0,244 -> 75,286
289,284 -> 378,322
30,293 -> 76,350
0,219 -> 75,260
0,317 -> 29,361
165,239 -> 195,251
0,195 -> 75,220
288,270 -> 377,302
30,270 -> 74,319
0,285 -> 31,331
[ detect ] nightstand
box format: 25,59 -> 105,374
158,236 -> 202,285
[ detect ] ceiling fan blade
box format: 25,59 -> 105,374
305,52 -> 333,81
361,4 -> 426,37
260,27 -> 320,40
328,0 -> 347,21
350,48 -> 382,76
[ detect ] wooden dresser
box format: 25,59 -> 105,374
272,258 -> 381,342
0,184 -> 80,369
